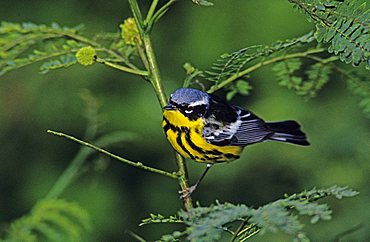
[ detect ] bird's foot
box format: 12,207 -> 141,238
179,185 -> 197,200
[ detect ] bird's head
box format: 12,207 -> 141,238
164,88 -> 210,120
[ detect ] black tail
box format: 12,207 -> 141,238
266,120 -> 310,146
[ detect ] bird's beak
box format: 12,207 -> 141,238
163,103 -> 176,110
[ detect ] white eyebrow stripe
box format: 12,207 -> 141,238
188,98 -> 208,107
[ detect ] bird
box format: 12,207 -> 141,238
162,88 -> 309,197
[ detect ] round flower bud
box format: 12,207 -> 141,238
76,46 -> 96,66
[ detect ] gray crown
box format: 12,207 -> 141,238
170,88 -> 209,105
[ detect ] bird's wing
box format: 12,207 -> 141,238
203,108 -> 273,146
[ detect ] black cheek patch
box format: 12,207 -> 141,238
180,104 -> 207,121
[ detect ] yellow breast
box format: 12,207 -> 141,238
162,109 -> 242,163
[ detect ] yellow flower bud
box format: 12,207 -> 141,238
75,46 -> 96,66
120,18 -> 141,46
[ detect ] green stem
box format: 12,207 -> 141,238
61,31 -> 139,70
230,220 -> 248,242
47,130 -> 178,179
135,38 -> 150,71
145,0 -> 160,25
239,227 -> 260,242
128,0 -> 145,32
175,153 -> 193,210
207,48 -> 326,93
141,34 -> 168,107
141,27 -> 193,210
96,57 -> 149,76
150,0 -> 178,26
304,55 -> 339,63
129,0 -> 193,210
50,29 -> 140,70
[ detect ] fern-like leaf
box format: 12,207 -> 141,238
139,213 -> 183,226
156,186 -> 358,241
5,199 -> 91,242
289,0 -> 370,68
39,53 -> 77,74
206,31 -> 315,84
273,58 -> 333,98
0,21 -> 135,76
0,22 -> 84,76
225,79 -> 253,101
346,72 -> 370,117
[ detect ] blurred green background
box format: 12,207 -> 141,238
1,0 -> 369,241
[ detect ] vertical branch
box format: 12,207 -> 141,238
128,0 -> 193,210
175,154 -> 193,209
141,34 -> 168,107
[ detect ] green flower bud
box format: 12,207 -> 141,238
75,46 -> 96,66
120,18 -> 141,46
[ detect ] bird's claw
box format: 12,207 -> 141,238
179,185 -> 197,200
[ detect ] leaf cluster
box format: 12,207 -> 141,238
345,71 -> 370,117
0,21 -> 137,76
0,22 -> 83,75
206,32 -> 316,85
184,31 -> 337,101
202,32 -> 318,99
140,186 -> 358,241
179,0 -> 369,117
289,0 -> 369,68
272,58 -> 334,99
3,199 -> 91,242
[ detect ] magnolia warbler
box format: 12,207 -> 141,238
162,88 -> 309,196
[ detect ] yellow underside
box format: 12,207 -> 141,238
163,109 -> 242,163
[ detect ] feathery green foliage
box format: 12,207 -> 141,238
346,72 -> 370,117
140,214 -> 182,226
0,22 -> 83,75
4,199 -> 91,242
205,32 -> 315,84
142,186 -> 358,241
0,21 -> 138,76
201,32 -> 327,99
39,53 -> 77,74
273,58 -> 333,99
289,0 -> 370,69
225,80 -> 253,101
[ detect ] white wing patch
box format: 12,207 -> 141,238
203,109 -> 272,146
203,115 -> 242,142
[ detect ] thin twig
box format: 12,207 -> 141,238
96,57 -> 149,76
134,38 -> 150,70
126,230 -> 147,242
47,130 -> 178,179
145,0 -> 160,25
333,223 -> 363,242
230,220 -> 248,242
207,48 -> 326,93
58,31 -> 139,70
150,0 -> 178,27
